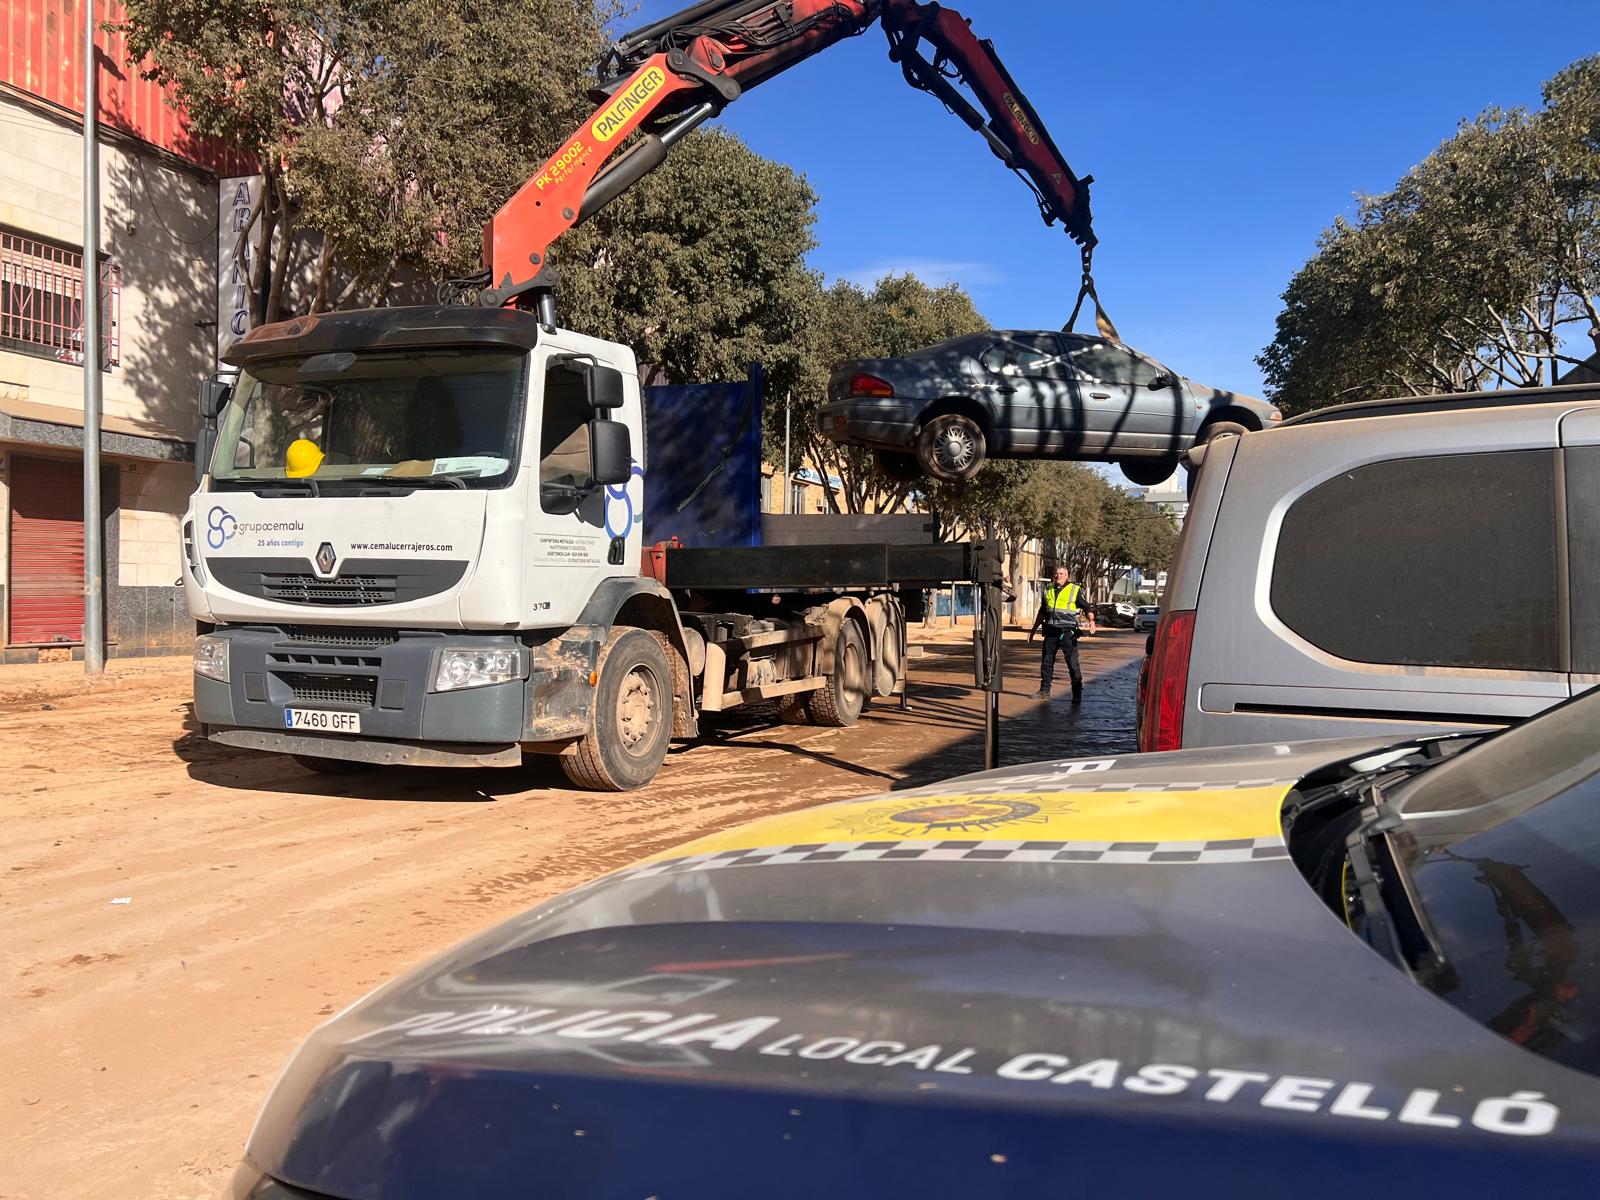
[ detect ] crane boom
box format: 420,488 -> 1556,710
478,0 -> 1095,310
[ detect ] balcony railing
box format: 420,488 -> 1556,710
0,230 -> 121,369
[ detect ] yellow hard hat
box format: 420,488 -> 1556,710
285,438 -> 325,478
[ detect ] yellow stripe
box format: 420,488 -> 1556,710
638,785 -> 1290,865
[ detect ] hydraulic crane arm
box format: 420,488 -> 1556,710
477,0 -> 1096,311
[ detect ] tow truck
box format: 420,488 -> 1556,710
184,0 -> 1096,790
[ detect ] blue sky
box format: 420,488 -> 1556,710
626,1 -> 1594,395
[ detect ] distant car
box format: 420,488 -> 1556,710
1134,605 -> 1160,633
822,330 -> 1281,484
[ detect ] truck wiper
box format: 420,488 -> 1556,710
1342,785 -> 1452,983
373,474 -> 469,490
255,477 -> 320,498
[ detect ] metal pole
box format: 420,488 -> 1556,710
782,390 -> 791,513
82,0 -> 104,675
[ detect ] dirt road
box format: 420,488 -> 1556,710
0,629 -> 1143,1199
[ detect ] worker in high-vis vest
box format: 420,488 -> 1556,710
1028,565 -> 1096,702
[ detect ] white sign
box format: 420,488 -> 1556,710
217,176 -> 265,361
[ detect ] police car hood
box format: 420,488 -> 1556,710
247,739 -> 1600,1197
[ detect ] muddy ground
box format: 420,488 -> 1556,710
0,628 -> 1143,1199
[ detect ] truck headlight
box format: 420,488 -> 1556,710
194,635 -> 229,682
432,647 -> 525,693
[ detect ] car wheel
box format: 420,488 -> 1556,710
873,449 -> 923,483
915,413 -> 986,483
1119,457 -> 1178,486
1197,419 -> 1252,448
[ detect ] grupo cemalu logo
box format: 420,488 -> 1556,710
206,505 -> 237,549
604,464 -> 646,540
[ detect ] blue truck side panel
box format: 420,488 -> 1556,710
641,366 -> 763,550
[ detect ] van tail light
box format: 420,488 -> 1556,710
850,372 -> 895,398
1139,609 -> 1195,753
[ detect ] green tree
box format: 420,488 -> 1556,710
117,0 -> 614,319
779,273 -> 989,513
558,129 -> 822,398
1259,55 -> 1600,412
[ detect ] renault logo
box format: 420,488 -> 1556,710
315,542 -> 338,576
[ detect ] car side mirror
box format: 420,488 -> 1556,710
590,419 -> 631,486
1148,372 -> 1177,390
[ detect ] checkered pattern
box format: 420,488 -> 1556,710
946,777 -> 1297,796
612,836 -> 1289,882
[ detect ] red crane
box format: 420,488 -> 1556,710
473,0 -> 1101,326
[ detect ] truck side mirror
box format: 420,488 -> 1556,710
590,419 -> 632,486
198,377 -> 231,419
585,364 -> 626,411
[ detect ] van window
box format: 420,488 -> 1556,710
1568,446 -> 1600,674
1270,450 -> 1559,672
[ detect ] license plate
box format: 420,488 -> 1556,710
284,708 -> 361,733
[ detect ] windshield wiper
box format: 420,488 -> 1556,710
386,474 -> 468,490
251,477 -> 320,498
1343,785 -> 1453,984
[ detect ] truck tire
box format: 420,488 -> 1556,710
775,693 -> 812,724
561,628 -> 673,791
808,620 -> 870,728
293,754 -> 368,775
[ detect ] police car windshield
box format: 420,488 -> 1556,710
1388,689 -> 1600,1075
211,349 -> 526,490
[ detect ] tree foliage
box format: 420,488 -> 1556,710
558,130 -> 822,397
117,0 -> 615,321
777,273 -> 989,513
1259,55 -> 1600,412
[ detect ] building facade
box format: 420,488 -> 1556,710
2,0 -> 241,660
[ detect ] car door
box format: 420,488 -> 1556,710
1561,406 -> 1600,697
1059,338 -> 1189,456
973,335 -> 1091,455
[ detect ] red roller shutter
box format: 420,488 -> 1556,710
8,455 -> 84,645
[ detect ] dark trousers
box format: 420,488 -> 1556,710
1041,626 -> 1082,692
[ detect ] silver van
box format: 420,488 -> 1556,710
1140,385 -> 1600,751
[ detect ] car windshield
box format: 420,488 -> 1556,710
212,348 -> 527,489
1385,689 -> 1600,1073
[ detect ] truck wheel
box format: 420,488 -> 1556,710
562,628 -> 672,791
293,754 -> 368,774
808,621 -> 870,727
775,693 -> 812,724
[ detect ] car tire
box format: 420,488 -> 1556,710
1119,457 -> 1178,486
808,621 -> 870,728
873,449 -> 923,483
561,627 -> 673,791
1182,420 -> 1255,480
915,413 -> 986,483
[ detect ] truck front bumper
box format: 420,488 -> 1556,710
194,625 -> 601,766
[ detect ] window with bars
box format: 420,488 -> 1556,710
0,229 -> 120,369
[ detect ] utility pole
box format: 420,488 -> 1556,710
782,390 -> 791,513
82,0 -> 105,675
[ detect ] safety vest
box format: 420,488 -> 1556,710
1044,583 -> 1081,618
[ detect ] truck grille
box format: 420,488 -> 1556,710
279,672 -> 378,708
281,627 -> 399,648
262,573 -> 397,606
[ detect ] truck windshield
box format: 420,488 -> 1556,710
1385,690 -> 1600,1074
211,349 -> 527,489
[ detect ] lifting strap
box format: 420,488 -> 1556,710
1063,245 -> 1120,343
